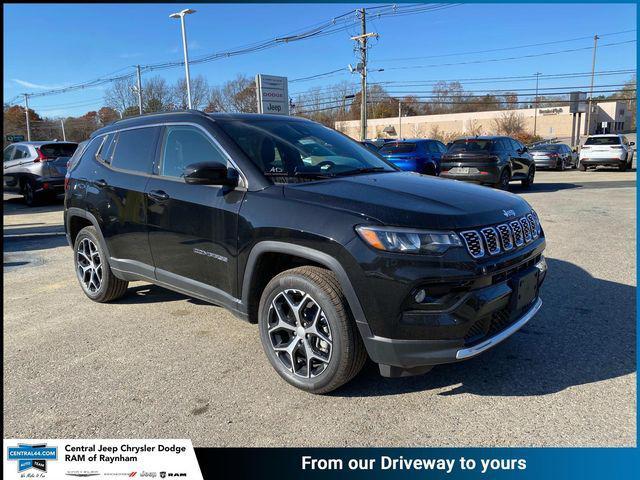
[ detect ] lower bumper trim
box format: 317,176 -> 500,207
455,297 -> 542,360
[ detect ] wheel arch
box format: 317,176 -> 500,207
241,241 -> 370,337
65,207 -> 111,260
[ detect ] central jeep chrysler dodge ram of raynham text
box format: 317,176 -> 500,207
64,111 -> 547,393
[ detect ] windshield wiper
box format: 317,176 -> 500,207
293,171 -> 335,179
334,167 -> 390,177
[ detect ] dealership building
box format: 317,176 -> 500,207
334,100 -> 633,141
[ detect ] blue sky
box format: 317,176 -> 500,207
3,3 -> 637,117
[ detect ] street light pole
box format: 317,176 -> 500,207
170,8 -> 196,109
60,119 -> 66,141
398,101 -> 402,139
24,94 -> 31,141
533,72 -> 541,137
136,65 -> 143,114
586,34 -> 600,136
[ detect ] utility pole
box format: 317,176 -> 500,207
586,34 -> 600,136
60,119 -> 66,141
533,72 -> 541,137
398,101 -> 402,139
351,8 -> 378,141
23,94 -> 31,141
136,65 -> 143,115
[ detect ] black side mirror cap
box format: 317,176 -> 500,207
183,162 -> 238,187
629,142 -> 635,146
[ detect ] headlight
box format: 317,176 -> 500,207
356,225 -> 462,254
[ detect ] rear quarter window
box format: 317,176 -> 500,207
380,143 -> 416,154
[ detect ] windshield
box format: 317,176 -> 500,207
379,143 -> 416,154
584,136 -> 621,146
217,118 -> 397,182
448,139 -> 495,153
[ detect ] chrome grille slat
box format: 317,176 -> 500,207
461,231 -> 485,258
480,227 -> 501,255
520,217 -> 532,243
527,213 -> 538,239
510,220 -> 524,247
496,224 -> 514,251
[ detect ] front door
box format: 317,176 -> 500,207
145,124 -> 245,302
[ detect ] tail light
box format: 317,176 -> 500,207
35,148 -> 52,162
548,153 -> 559,158
64,173 -> 70,191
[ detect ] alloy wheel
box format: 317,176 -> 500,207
76,238 -> 103,294
267,289 -> 332,378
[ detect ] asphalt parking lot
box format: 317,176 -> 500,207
3,167 -> 636,447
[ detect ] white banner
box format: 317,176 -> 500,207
3,439 -> 203,479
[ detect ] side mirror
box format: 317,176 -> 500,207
629,142 -> 635,146
183,161 -> 238,187
572,148 -> 578,153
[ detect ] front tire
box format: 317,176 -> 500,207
258,266 -> 367,394
74,226 -> 128,302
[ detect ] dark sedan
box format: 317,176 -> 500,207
530,143 -> 577,171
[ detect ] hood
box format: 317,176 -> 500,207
283,171 -> 531,230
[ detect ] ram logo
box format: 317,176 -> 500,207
502,209 -> 516,218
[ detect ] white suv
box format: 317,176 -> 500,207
579,134 -> 635,171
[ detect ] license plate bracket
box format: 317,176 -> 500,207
452,167 -> 470,174
509,268 -> 539,311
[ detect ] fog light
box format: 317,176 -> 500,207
535,256 -> 547,274
414,289 -> 426,303
42,182 -> 49,190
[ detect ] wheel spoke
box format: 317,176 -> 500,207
268,302 -> 296,333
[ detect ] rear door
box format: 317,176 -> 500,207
145,124 -> 245,300
86,126 -> 160,274
508,138 -> 531,179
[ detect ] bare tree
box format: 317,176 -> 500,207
206,74 -> 257,113
492,111 -> 526,136
104,78 -> 136,115
172,75 -> 210,110
143,76 -> 171,113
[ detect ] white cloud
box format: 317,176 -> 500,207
12,78 -> 67,90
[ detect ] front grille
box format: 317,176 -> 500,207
460,231 -> 484,258
459,211 -> 540,259
464,308 -> 518,345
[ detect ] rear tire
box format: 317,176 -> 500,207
258,266 -> 367,394
23,179 -> 40,207
619,161 -> 628,172
556,158 -> 564,171
74,226 -> 128,303
579,161 -> 587,171
521,167 -> 535,188
495,168 -> 511,190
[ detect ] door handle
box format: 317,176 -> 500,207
93,179 -> 108,188
148,190 -> 170,201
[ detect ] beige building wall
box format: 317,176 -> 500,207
335,101 -> 631,140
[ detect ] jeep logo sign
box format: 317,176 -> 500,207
256,74 -> 289,116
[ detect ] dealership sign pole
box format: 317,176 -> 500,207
255,74 -> 289,115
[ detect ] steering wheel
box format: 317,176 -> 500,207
315,160 -> 336,170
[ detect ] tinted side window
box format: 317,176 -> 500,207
437,142 -> 447,153
425,142 -> 439,154
78,137 -> 104,166
160,126 -> 228,178
3,146 -> 15,162
97,133 -> 116,163
111,127 -> 160,174
13,146 -> 30,159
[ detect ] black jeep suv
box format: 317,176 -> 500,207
64,111 -> 547,394
440,136 -> 535,189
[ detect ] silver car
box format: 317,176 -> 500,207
3,141 -> 78,206
530,143 -> 577,171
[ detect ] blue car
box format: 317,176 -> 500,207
378,139 -> 447,175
